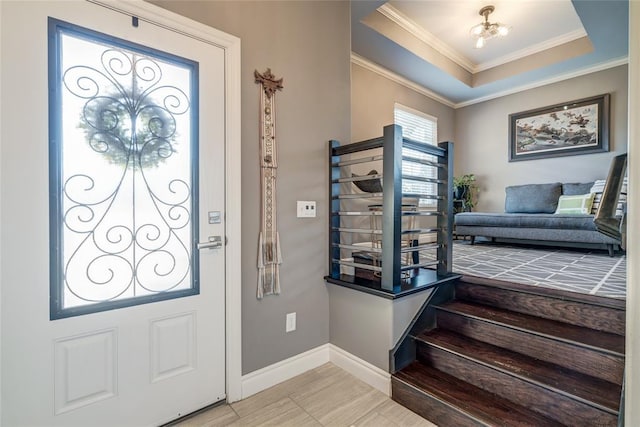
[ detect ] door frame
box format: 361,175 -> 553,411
88,0 -> 243,403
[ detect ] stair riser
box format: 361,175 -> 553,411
455,282 -> 625,335
417,342 -> 618,426
437,309 -> 624,385
391,377 -> 489,427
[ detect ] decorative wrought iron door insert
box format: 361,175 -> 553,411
49,19 -> 200,319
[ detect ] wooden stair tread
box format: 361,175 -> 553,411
454,280 -> 625,336
393,362 -> 560,426
416,328 -> 621,413
438,300 -> 625,356
458,275 -> 625,310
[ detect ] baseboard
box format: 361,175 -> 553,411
239,344 -> 392,400
328,344 -> 391,396
240,344 -> 330,399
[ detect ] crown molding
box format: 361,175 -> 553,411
475,29 -> 589,72
456,56 -> 629,108
378,4 -> 475,73
350,53 -> 456,108
351,52 -> 628,110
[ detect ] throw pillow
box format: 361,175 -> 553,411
590,177 -> 627,216
505,183 -> 562,214
554,193 -> 595,215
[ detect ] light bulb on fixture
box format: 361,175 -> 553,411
469,5 -> 510,49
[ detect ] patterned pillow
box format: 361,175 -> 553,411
554,193 -> 595,214
590,177 -> 627,216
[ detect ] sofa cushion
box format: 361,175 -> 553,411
555,193 -> 595,215
562,182 -> 594,195
455,212 -> 598,230
505,183 -> 562,214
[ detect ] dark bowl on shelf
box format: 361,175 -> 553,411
352,170 -> 383,193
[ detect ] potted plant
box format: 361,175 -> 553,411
453,174 -> 477,211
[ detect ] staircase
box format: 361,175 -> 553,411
392,275 -> 626,426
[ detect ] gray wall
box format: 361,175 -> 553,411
455,65 -> 629,212
151,1 -> 351,374
328,284 -> 433,371
351,63 -> 455,143
328,285 -> 394,371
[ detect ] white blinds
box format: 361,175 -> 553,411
394,104 -> 438,207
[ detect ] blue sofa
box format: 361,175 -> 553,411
454,182 -> 622,256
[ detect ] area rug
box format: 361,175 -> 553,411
444,241 -> 626,299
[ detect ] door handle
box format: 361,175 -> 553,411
197,236 -> 223,250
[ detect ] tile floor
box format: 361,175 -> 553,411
173,363 -> 436,427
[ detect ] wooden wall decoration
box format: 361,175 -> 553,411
255,68 -> 284,299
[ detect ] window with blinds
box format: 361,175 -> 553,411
394,104 -> 438,207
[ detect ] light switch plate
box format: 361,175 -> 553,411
296,201 -> 316,218
286,312 -> 296,332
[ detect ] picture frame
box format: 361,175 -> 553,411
508,94 -> 610,162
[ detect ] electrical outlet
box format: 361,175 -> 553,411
286,312 -> 296,332
296,201 -> 316,218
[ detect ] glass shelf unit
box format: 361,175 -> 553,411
326,124 -> 459,297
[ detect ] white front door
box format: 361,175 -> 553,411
1,1 -> 233,425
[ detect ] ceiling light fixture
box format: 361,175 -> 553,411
469,5 -> 510,49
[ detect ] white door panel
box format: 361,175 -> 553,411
1,1 -> 227,425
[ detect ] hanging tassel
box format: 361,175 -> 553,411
273,232 -> 282,294
257,231 -> 282,299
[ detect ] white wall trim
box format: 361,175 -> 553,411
89,0 -> 236,48
456,56 -> 629,108
222,17 -> 243,407
475,30 -> 588,72
378,4 -> 475,73
238,344 -> 392,400
91,0 -> 243,404
240,345 -> 331,399
0,1 -> 3,421
352,52 -> 628,110
351,53 -> 455,108
328,344 -> 391,396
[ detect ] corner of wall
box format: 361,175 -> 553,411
625,2 -> 639,424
